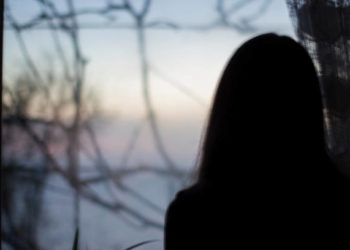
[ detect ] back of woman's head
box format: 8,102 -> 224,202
198,33 -> 328,186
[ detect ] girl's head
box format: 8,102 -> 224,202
197,33 -> 326,185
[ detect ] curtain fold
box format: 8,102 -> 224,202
286,0 -> 350,175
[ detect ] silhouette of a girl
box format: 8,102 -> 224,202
164,33 -> 350,249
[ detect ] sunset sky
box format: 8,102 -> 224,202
3,1 -> 298,249
4,0 -> 294,119
4,0 -> 295,168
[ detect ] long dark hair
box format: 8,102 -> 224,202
197,33 -> 329,186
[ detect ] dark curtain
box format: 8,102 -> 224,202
286,0 -> 350,176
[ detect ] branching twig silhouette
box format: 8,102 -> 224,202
2,0 -> 273,248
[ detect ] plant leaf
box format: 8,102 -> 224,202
72,228 -> 79,250
124,239 -> 158,250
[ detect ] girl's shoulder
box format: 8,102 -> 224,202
167,183 -> 210,213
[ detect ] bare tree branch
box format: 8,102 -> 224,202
150,64 -> 208,107
2,0 -> 275,240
